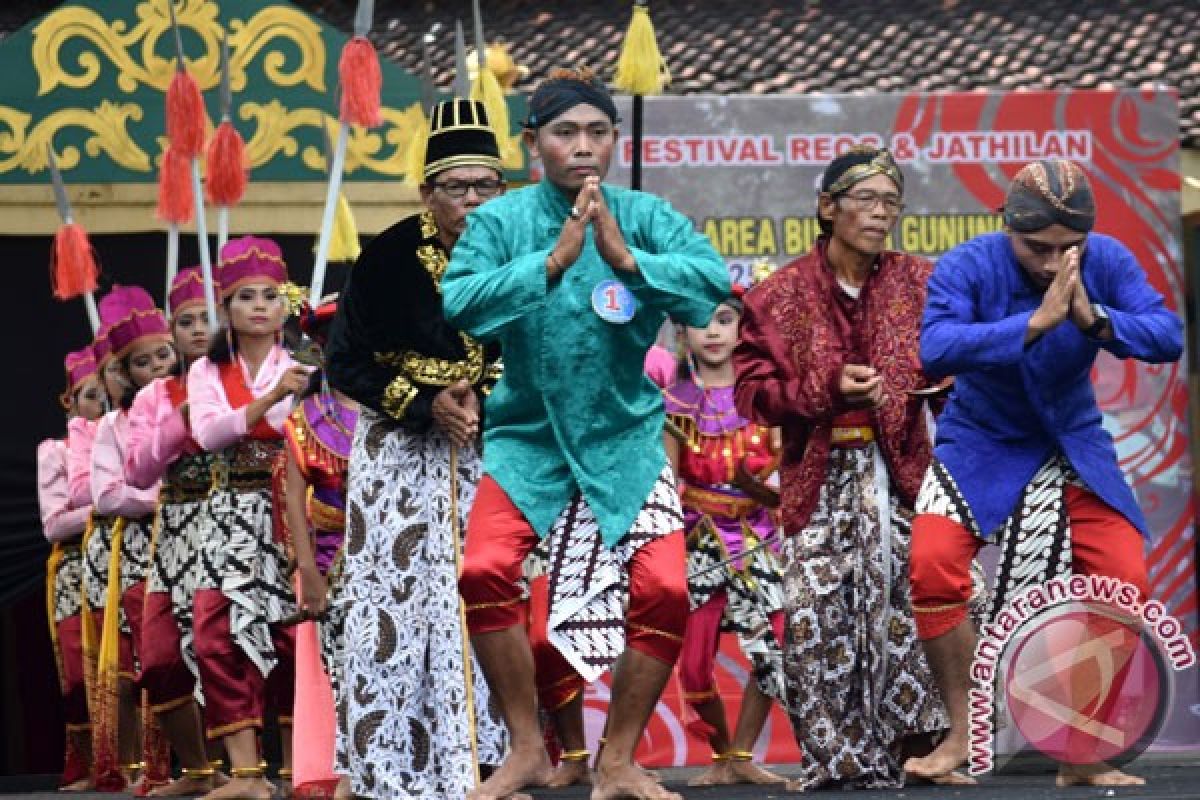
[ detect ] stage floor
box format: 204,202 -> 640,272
5,764 -> 1200,799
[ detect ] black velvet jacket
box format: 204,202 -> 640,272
325,211 -> 501,431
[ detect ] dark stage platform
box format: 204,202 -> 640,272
5,763 -> 1200,799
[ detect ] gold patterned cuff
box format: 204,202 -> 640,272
374,333 -> 485,387
382,375 -> 418,420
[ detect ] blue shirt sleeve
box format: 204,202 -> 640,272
1090,237 -> 1183,363
920,245 -> 1033,377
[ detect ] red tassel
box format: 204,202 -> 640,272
338,36 -> 382,128
206,119 -> 248,207
156,146 -> 194,224
166,69 -> 208,158
50,223 -> 100,301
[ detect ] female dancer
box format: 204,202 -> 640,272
40,345 -> 106,790
125,267 -> 218,795
187,237 -> 309,800
91,285 -> 178,791
280,298 -> 356,800
664,288 -> 788,787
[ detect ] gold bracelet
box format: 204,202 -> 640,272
230,766 -> 265,779
209,759 -> 225,770
726,749 -> 755,762
181,766 -> 216,778
277,768 -> 293,778
559,749 -> 590,762
711,752 -> 729,762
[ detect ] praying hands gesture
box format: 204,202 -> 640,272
545,176 -> 637,279
1026,247 -> 1079,343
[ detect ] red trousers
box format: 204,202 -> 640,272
460,474 -> 689,671
677,591 -> 785,704
527,575 -> 584,711
55,614 -> 89,727
193,588 -> 295,739
139,589 -> 195,712
910,485 -> 1149,640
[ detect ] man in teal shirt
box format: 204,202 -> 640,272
444,67 -> 729,800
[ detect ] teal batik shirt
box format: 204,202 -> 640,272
443,178 -> 731,548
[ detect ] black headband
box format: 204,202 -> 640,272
525,76 -> 619,129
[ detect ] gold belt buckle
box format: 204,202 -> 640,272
210,459 -> 231,491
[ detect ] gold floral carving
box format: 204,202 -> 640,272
241,101 -> 427,177
31,0 -> 324,95
0,101 -> 149,173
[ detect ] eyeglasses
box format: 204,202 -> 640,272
839,190 -> 905,215
431,179 -> 505,199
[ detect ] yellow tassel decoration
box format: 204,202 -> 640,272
471,65 -> 516,166
613,4 -> 670,96
404,110 -> 430,187
328,193 -> 361,263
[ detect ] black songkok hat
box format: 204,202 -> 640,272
423,99 -> 502,181
1003,159 -> 1096,233
524,67 -> 620,129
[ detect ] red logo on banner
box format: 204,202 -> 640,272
1004,603 -> 1168,766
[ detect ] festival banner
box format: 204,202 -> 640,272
592,89 -> 1197,766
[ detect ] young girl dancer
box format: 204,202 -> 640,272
40,345 -> 106,790
91,286 -> 178,791
280,298 -> 357,800
664,288 -> 788,787
125,267 -> 218,795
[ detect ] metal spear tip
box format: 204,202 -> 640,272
218,33 -> 232,119
472,0 -> 487,69
453,19 -> 470,98
353,0 -> 375,38
46,144 -> 72,222
166,0 -> 187,69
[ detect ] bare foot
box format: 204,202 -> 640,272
149,773 -> 216,796
59,777 -> 93,792
592,761 -> 681,800
199,776 -> 273,800
333,775 -> 353,800
687,761 -> 732,787
729,760 -> 787,785
466,746 -> 553,800
903,735 -> 975,785
1057,763 -> 1146,787
545,759 -> 590,788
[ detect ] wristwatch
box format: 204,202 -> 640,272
1085,303 -> 1110,337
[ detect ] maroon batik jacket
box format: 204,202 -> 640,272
733,238 -> 938,534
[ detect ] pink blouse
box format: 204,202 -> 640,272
37,438 -> 92,543
66,416 -> 98,510
125,377 -> 194,489
187,345 -> 302,452
91,410 -> 159,517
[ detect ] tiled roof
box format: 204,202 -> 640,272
1,1 -> 1195,145
296,0 -> 1200,148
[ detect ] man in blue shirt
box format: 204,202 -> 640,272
905,159 -> 1182,786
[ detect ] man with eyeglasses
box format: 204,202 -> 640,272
733,146 -> 952,790
443,66 -> 729,800
323,98 -> 508,799
906,159 -> 1182,787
